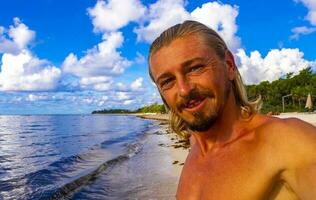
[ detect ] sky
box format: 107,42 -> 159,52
0,0 -> 315,114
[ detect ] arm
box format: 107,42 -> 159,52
280,119 -> 316,200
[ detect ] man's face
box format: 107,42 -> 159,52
150,34 -> 234,132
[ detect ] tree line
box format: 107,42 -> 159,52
92,103 -> 166,114
246,67 -> 315,113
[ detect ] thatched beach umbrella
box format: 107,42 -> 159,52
305,93 -> 313,110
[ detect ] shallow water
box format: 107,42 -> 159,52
0,115 -> 159,200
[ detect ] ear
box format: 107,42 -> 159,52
225,50 -> 237,81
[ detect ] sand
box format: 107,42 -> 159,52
276,112 -> 316,126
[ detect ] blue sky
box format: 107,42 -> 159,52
0,0 -> 315,114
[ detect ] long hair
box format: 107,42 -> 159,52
149,20 -> 262,139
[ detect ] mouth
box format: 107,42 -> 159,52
183,97 -> 207,112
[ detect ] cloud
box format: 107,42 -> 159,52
134,0 -> 240,51
116,92 -> 130,100
236,48 -> 316,84
0,17 -> 35,55
0,19 -> 61,91
115,77 -> 144,92
88,0 -> 146,32
135,52 -> 146,64
130,77 -> 143,91
62,32 -> 131,91
9,18 -> 35,49
79,76 -> 113,91
0,50 -> 61,91
290,26 -> 316,39
134,0 -> 190,42
191,2 -> 240,51
123,99 -> 134,105
26,94 -> 49,102
291,0 -> 316,38
295,0 -> 316,25
0,30 -> 20,55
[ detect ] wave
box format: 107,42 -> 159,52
0,125 -> 152,200
48,134 -> 147,199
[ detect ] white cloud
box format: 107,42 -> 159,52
0,50 -> 61,91
26,94 -> 49,102
93,82 -> 113,91
9,18 -> 35,49
0,32 -> 20,55
79,76 -> 113,91
130,77 -> 143,91
291,0 -> 316,38
123,99 -> 134,105
116,82 -> 127,91
88,0 -> 146,32
82,98 -> 94,104
80,76 -> 112,85
134,0 -> 190,42
135,52 -> 146,64
191,2 -> 240,51
62,32 -> 131,91
290,26 -> 316,39
0,19 -> 61,92
0,18 -> 35,54
116,92 -> 130,100
295,0 -> 316,26
236,48 -> 316,84
134,0 -> 240,51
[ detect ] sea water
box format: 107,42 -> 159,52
0,115 -> 175,200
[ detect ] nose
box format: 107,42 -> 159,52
177,77 -> 193,97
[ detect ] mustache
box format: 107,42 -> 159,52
176,88 -> 215,112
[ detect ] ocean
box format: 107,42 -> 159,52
0,115 -> 179,200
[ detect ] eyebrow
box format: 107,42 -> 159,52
156,57 -> 206,83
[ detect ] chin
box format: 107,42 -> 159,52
181,109 -> 218,132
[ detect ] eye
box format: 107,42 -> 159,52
189,64 -> 204,73
160,77 -> 175,90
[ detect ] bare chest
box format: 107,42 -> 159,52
177,143 -> 291,200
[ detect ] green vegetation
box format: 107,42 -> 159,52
92,67 -> 315,114
92,109 -> 132,114
92,103 -> 167,114
246,67 -> 315,113
135,103 -> 167,113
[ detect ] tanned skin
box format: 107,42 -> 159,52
150,34 -> 316,200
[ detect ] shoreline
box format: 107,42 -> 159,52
135,113 -> 189,186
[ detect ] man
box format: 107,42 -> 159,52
149,20 -> 316,199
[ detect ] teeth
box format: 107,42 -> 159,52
187,100 -> 201,108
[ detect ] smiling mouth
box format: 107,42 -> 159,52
183,97 -> 206,112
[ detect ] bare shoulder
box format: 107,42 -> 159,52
256,116 -> 316,198
254,114 -> 316,165
257,114 -> 316,143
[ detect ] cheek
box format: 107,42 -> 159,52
161,90 -> 177,109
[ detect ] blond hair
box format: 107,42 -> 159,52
149,20 -> 261,138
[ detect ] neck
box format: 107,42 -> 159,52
191,90 -> 248,155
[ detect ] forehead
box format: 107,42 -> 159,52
150,34 -> 217,80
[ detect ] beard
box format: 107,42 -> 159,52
175,81 -> 231,132
187,108 -> 218,131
